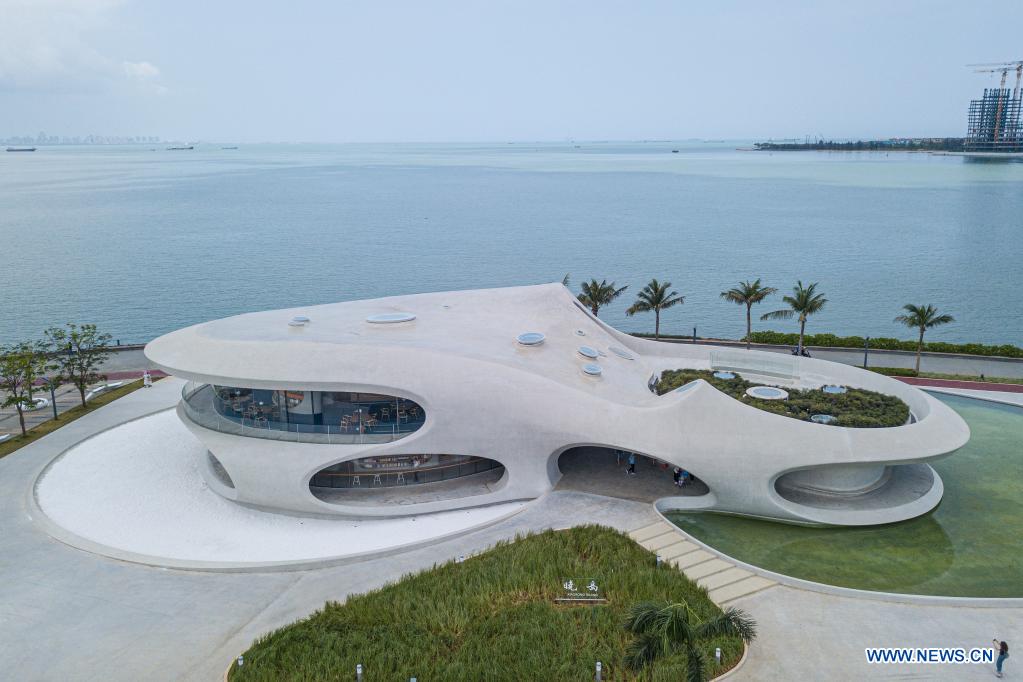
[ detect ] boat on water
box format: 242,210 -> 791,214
6,147 -> 36,152
221,146 -> 239,150
166,145 -> 194,150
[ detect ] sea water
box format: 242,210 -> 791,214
2,142 -> 1021,345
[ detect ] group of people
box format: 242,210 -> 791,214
672,466 -> 694,488
615,450 -> 697,489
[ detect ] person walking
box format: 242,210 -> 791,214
994,638 -> 1008,678
672,467 -> 682,487
626,452 -> 636,476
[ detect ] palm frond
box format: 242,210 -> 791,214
694,607 -> 758,644
624,630 -> 663,670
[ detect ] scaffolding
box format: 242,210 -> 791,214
965,88 -> 1023,152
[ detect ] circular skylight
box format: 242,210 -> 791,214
575,329 -> 586,336
517,332 -> 546,346
822,385 -> 848,395
713,371 -> 736,380
811,414 -> 838,425
578,345 -> 599,359
609,346 -> 635,360
746,386 -> 789,400
366,312 -> 416,324
292,315 -> 310,323
287,320 -> 305,327
582,363 -> 602,376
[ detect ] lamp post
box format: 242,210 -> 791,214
692,326 -> 697,344
863,337 -> 870,369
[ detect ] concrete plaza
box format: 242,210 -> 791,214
0,379 -> 1018,681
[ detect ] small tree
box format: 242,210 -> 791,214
44,324 -> 112,407
577,278 -> 629,317
760,280 -> 827,355
720,279 -> 777,350
0,344 -> 37,437
894,304 -> 955,373
624,599 -> 756,681
627,278 -> 683,339
21,339 -> 51,401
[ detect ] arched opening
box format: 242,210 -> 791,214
309,454 -> 505,506
554,446 -> 709,502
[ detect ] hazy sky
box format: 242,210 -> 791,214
2,0 -> 1021,142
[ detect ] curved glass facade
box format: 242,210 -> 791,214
181,382 -> 425,444
311,454 -> 503,489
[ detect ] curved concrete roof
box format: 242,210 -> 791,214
146,283 -> 971,526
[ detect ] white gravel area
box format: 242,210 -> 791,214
36,410 -> 523,563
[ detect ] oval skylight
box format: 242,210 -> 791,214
746,386 -> 789,401
713,371 -> 736,380
517,332 -> 546,346
575,329 -> 586,336
609,346 -> 635,360
822,385 -> 848,395
292,315 -> 310,323
582,363 -> 602,376
578,345 -> 599,359
366,312 -> 416,324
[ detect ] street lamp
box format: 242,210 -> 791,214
863,337 -> 870,369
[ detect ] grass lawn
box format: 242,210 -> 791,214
229,526 -> 746,681
0,379 -> 150,460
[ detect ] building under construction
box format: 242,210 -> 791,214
965,61 -> 1023,152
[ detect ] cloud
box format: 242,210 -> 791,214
0,0 -> 165,94
123,61 -> 160,80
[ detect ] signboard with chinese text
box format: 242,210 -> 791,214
556,578 -> 605,604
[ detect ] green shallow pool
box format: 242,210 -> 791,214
667,393 -> 1023,597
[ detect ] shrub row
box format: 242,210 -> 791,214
867,367 -> 919,377
746,331 -> 1023,358
655,369 -> 910,428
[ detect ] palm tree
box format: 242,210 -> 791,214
624,599 -> 757,681
720,279 -> 777,350
627,278 -> 683,339
577,278 -> 628,317
894,304 -> 955,373
760,280 -> 827,355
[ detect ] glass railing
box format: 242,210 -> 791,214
310,457 -> 503,489
709,349 -> 800,380
180,382 -> 423,444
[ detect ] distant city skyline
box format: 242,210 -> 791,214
2,1 -> 1021,143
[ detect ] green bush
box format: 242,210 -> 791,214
867,367 -> 919,377
656,369 -> 910,428
745,331 -> 1022,358
229,527 -> 744,682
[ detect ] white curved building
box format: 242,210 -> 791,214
144,283 -> 970,526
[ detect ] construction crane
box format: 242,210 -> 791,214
967,61 -> 1023,96
966,61 -> 1023,145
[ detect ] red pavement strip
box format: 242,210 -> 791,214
897,377 -> 1023,393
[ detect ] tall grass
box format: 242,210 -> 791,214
230,526 -> 744,681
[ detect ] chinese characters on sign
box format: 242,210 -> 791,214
558,578 -> 605,603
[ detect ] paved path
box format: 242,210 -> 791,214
628,521 -> 777,605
